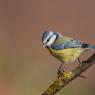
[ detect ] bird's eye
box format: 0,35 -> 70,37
47,39 -> 50,42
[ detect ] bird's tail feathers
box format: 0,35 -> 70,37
88,44 -> 95,49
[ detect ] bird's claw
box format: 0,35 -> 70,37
79,75 -> 86,78
57,67 -> 67,75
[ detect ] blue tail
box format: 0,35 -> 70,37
82,43 -> 95,49
88,45 -> 95,49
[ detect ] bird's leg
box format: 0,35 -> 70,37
78,57 -> 83,67
57,63 -> 67,75
58,63 -> 63,70
78,57 -> 81,64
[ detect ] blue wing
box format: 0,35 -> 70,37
63,39 -> 83,48
51,39 -> 89,50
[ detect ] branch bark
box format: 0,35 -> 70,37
42,53 -> 95,95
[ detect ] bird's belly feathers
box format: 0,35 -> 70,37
48,48 -> 85,63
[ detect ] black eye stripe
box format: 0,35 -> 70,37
44,35 -> 54,45
46,35 -> 54,43
46,34 -> 59,44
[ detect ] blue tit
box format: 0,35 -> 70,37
42,30 -> 95,71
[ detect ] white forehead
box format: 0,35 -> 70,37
43,31 -> 54,44
48,31 -> 54,37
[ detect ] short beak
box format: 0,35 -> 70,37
42,43 -> 46,47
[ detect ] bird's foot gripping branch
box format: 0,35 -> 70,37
42,53 -> 95,95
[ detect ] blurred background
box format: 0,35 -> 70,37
0,0 -> 95,95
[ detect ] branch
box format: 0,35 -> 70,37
42,53 -> 95,95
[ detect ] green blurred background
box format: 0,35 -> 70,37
0,0 -> 95,95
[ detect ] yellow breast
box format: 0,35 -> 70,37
47,47 -> 85,63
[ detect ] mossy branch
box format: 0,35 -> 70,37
42,53 -> 95,95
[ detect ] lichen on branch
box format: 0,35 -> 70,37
42,53 -> 95,95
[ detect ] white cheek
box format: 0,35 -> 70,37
47,35 -> 57,46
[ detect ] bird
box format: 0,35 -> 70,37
42,30 -> 95,73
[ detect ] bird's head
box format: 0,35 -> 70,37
42,30 -> 60,47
